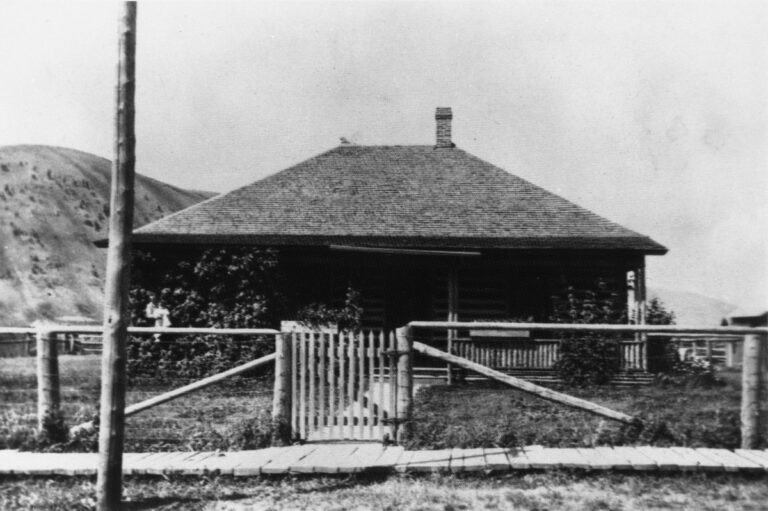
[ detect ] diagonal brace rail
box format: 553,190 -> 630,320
412,341 -> 635,424
70,352 -> 276,435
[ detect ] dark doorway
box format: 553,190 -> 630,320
383,258 -> 433,331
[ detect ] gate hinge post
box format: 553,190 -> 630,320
395,326 -> 414,445
271,332 -> 293,446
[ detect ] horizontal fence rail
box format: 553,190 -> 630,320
410,321 -> 768,336
0,326 -> 281,336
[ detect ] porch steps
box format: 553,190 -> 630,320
441,370 -> 656,386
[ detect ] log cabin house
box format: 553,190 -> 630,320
129,108 -> 666,375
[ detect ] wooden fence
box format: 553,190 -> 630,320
408,321 -> 768,449
4,320 -> 768,452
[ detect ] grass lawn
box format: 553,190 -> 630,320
1,472 -> 767,510
0,355 -> 274,452
409,374 -> 744,449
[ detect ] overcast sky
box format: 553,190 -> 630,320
1,1 -> 766,310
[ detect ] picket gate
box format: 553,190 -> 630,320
290,330 -> 397,442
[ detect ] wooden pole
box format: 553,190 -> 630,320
97,3 -> 136,509
395,326 -> 414,444
272,332 -> 293,445
412,341 -> 635,424
36,328 -> 60,434
740,334 -> 767,449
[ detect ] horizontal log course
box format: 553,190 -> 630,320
412,341 -> 635,424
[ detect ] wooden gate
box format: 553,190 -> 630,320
291,330 -> 397,442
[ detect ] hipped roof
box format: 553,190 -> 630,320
130,145 -> 666,254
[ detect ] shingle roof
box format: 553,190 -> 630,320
132,145 -> 666,253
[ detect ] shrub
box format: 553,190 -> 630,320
645,297 -> 677,372
126,334 -> 274,380
127,247 -> 285,379
655,358 -> 722,387
550,280 -> 625,385
296,286 -> 363,332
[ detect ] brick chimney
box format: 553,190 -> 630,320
435,107 -> 454,148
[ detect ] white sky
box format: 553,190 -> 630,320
1,1 -> 766,309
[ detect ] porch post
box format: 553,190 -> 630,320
636,262 -> 648,371
446,265 -> 458,384
395,326 -> 414,444
271,332 -> 293,446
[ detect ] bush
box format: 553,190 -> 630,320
645,297 -> 677,372
296,287 -> 362,332
550,280 -> 625,385
126,334 -> 274,380
127,247 -> 285,379
655,358 -> 723,387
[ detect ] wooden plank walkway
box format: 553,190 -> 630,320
2,445 -> 768,476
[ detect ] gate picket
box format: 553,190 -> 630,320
328,332 -> 335,435
389,331 -> 397,441
299,332 -> 307,439
347,332 -> 355,437
357,331 -> 365,438
337,331 -> 345,438
291,332 -> 298,435
318,333 -> 326,437
367,330 -> 375,439
377,331 -> 385,439
308,331 -> 316,434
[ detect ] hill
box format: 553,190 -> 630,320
0,145 -> 214,326
648,287 -> 739,326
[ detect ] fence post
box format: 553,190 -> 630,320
37,327 -> 61,434
741,334 -> 767,449
395,326 -> 414,445
272,332 -> 293,446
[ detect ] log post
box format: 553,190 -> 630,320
36,328 -> 60,434
636,264 -> 648,371
446,266 -> 458,385
395,326 -> 414,444
97,3 -> 137,509
272,333 -> 293,445
741,334 -> 768,449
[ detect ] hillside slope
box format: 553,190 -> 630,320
0,145 -> 214,325
648,287 -> 739,327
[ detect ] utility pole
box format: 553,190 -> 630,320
97,2 -> 136,509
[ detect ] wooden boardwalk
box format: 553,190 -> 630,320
2,445 -> 768,476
